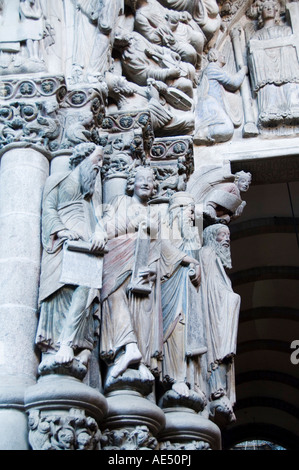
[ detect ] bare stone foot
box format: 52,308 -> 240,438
77,349 -> 91,366
110,342 -> 142,379
54,344 -> 74,364
172,381 -> 190,398
139,363 -> 155,382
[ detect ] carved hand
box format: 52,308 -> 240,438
189,263 -> 201,288
90,231 -> 108,252
56,229 -> 81,241
138,266 -> 157,284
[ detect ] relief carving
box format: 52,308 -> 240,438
247,0 -> 299,131
0,0 -> 53,75
28,408 -> 102,450
194,47 -> 247,144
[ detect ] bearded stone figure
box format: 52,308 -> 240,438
198,224 -> 240,426
36,143 -> 107,371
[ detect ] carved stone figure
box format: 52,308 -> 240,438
71,0 -> 124,83
198,224 -> 240,425
248,0 -> 299,127
160,192 -> 206,405
28,408 -> 102,450
203,170 -> 252,224
157,0 -> 221,41
114,31 -> 196,99
106,73 -> 195,136
134,0 -> 204,68
194,47 -> 247,144
0,0 -> 49,73
36,143 -> 107,369
100,165 -> 199,391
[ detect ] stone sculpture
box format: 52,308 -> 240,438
71,0 -> 124,84
198,224 -> 240,426
160,192 -> 206,408
248,0 -> 299,128
114,30 -> 196,99
134,0 -> 204,68
203,170 -> 252,224
157,0 -> 221,41
0,0 -> 50,74
106,72 -> 195,136
194,47 -> 247,144
0,0 -> 258,451
36,143 -> 107,371
100,165 -> 200,392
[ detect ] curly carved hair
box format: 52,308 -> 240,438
126,164 -> 159,197
69,143 -> 97,170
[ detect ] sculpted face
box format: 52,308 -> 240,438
237,176 -> 251,192
133,168 -> 155,201
216,226 -> 230,247
262,1 -> 276,20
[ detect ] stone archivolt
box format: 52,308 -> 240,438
1,0 -> 293,451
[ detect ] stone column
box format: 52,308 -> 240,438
0,146 -> 49,450
23,82 -> 110,451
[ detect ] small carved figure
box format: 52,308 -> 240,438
0,0 -> 48,73
203,170 -> 252,224
194,48 -> 247,144
157,0 -> 221,40
248,0 -> 299,127
71,0 -> 124,83
114,31 -> 196,98
106,72 -> 195,136
198,224 -> 240,425
36,143 -> 107,368
134,0 -> 204,68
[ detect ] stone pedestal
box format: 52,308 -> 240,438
158,408 -> 221,450
101,390 -> 166,450
0,147 -> 49,449
24,374 -> 108,450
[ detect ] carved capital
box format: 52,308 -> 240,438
28,408 -> 102,450
56,84 -> 107,150
101,425 -> 158,450
101,110 -> 154,156
0,75 -> 66,153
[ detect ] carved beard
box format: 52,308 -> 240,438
215,241 -> 232,269
79,158 -> 98,199
180,214 -> 199,247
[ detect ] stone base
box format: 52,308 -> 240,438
101,390 -> 166,450
24,374 -> 108,450
158,407 -> 222,450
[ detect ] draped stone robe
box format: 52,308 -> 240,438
36,167 -> 102,353
198,245 -> 240,403
100,195 -> 185,376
